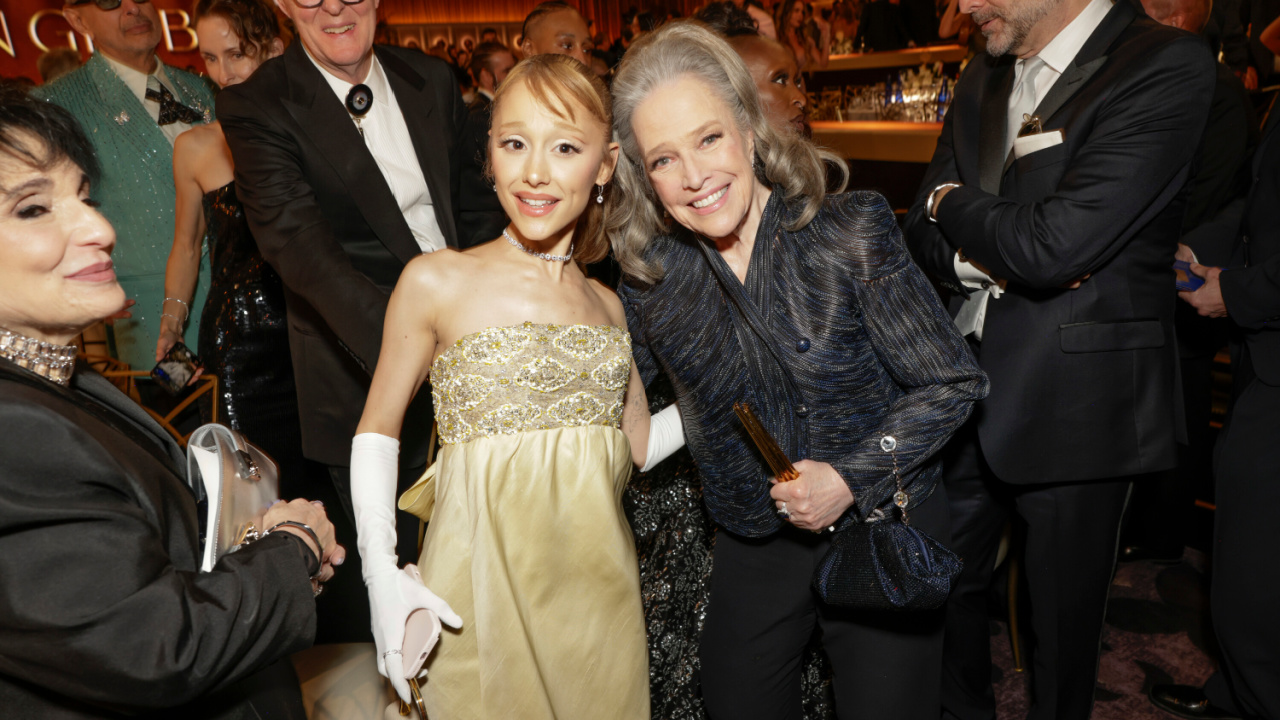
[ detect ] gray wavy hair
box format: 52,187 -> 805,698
607,20 -> 846,284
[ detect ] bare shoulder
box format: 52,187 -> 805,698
400,248 -> 476,296
587,277 -> 627,326
174,122 -> 223,159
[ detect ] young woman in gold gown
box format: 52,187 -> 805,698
350,55 -> 683,720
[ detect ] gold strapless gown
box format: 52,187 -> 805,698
398,322 -> 650,720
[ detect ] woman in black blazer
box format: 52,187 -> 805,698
608,22 -> 987,719
0,87 -> 343,720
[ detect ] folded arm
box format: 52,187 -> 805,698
903,62 -> 976,293
934,38 -> 1216,289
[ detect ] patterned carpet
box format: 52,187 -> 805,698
991,549 -> 1217,719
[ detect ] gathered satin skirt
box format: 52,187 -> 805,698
400,425 -> 650,720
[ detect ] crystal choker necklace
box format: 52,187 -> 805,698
0,327 -> 77,386
504,228 -> 574,263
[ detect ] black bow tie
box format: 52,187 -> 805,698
145,82 -> 205,126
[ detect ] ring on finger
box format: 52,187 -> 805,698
777,501 -> 790,519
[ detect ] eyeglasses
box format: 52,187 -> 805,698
288,0 -> 366,8
68,0 -> 150,10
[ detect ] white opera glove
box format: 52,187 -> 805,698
641,403 -> 685,472
351,433 -> 462,703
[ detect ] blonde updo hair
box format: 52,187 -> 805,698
608,21 -> 846,284
488,53 -> 614,266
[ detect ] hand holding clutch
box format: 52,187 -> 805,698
368,566 -> 458,703
351,433 -> 462,704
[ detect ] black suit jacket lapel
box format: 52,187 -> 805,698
1032,0 -> 1135,123
280,43 -> 421,266
978,56 -> 1015,194
379,47 -> 459,247
999,1 -> 1135,176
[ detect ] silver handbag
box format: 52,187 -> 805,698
186,423 -> 280,572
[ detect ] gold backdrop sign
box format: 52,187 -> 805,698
0,0 -> 204,81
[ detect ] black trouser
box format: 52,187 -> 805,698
700,486 -> 950,720
939,430 -> 1133,720
1202,369 -> 1280,720
311,462 -> 425,644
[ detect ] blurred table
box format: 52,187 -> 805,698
811,121 -> 943,164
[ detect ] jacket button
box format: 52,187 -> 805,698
796,338 -> 811,352
795,404 -> 810,417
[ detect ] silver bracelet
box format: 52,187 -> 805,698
926,182 -> 963,223
160,312 -> 185,325
163,297 -> 190,320
265,520 -> 323,577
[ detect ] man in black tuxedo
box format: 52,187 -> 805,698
1148,105 -> 1280,720
904,0 -> 1215,717
218,0 -> 500,640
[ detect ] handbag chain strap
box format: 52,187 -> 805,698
882,435 -> 910,525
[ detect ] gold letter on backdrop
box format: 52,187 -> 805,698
28,9 -> 86,53
160,10 -> 198,53
0,13 -> 14,59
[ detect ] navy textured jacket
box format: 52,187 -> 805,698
620,191 -> 989,537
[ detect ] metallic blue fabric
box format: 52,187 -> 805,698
619,191 -> 989,537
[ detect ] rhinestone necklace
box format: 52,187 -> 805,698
503,228 -> 574,263
0,327 -> 77,386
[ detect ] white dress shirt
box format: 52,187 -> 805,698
953,0 -> 1114,339
308,50 -> 447,254
101,54 -> 194,145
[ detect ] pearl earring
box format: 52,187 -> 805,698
596,184 -> 604,204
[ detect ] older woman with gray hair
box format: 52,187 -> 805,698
609,21 -> 987,719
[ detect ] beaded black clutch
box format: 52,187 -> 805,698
812,435 -> 962,611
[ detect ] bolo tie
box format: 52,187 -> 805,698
346,83 -> 373,139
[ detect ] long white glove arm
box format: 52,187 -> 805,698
351,432 -> 462,703
641,403 -> 686,473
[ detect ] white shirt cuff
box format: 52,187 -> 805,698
953,253 -> 1003,297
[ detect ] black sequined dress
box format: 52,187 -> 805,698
196,182 -> 302,478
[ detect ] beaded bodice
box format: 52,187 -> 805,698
430,322 -> 632,445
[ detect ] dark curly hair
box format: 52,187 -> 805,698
695,1 -> 761,37
0,85 -> 99,188
192,0 -> 282,60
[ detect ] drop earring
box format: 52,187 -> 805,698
596,184 -> 604,204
